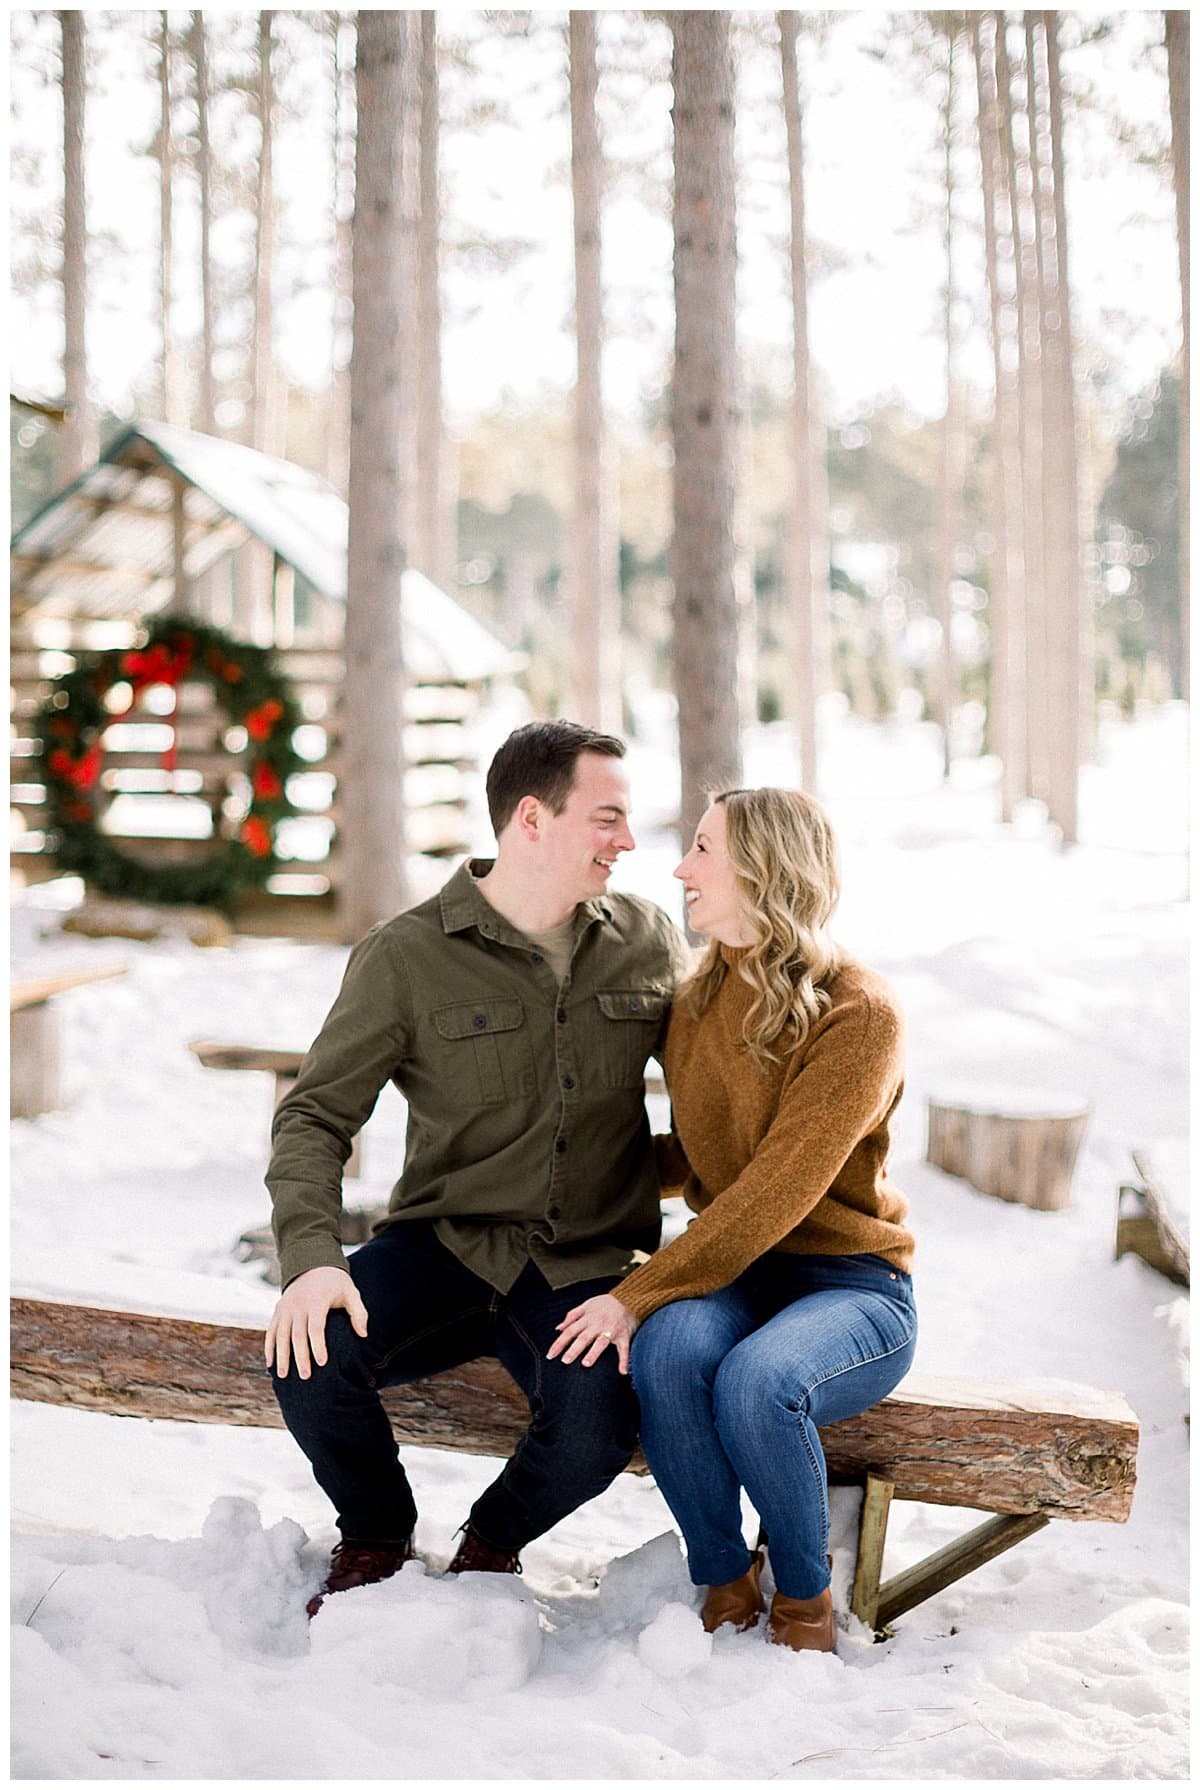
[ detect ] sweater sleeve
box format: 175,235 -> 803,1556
616,993 -> 903,1323
266,925 -> 412,1288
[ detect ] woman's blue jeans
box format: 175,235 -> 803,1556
630,1251 -> 917,1600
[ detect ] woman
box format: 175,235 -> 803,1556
548,787 -> 916,1652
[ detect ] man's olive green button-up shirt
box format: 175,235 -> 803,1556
267,860 -> 689,1293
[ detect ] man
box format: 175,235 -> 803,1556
265,720 -> 688,1614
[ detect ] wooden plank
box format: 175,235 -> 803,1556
1115,1205 -> 1189,1288
875,1512 -> 1052,1628
8,1298 -> 1139,1522
11,965 -> 127,1012
190,1041 -> 305,1075
850,1472 -> 894,1629
1117,1148 -> 1190,1287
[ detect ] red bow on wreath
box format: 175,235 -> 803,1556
240,816 -> 273,858
120,638 -> 194,695
251,762 -> 284,801
245,698 -> 284,742
48,743 -> 104,792
118,637 -> 195,775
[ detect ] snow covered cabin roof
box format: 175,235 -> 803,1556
11,420 -> 519,684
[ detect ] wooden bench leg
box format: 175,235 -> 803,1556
11,1002 -> 60,1119
850,1472 -> 894,1630
272,1073 -> 362,1179
874,1511 -> 1051,1630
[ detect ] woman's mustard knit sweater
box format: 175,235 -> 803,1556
616,946 -> 915,1324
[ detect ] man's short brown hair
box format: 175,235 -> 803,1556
486,720 -> 626,837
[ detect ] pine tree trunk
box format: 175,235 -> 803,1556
779,11 -> 829,792
413,10 -> 452,591
1038,12 -> 1084,841
568,10 -> 620,731
733,411 -> 758,735
158,13 -> 185,427
59,10 -> 95,483
1166,11 -> 1189,696
972,12 -> 1026,819
997,15 -> 1048,807
670,11 -> 742,849
327,12 -> 355,500
252,11 -> 282,458
244,11 -> 281,647
191,11 -> 217,434
932,22 -> 962,778
340,8 -> 419,941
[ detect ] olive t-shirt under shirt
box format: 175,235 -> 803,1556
521,915 -> 577,985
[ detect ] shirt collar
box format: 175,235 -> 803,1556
438,858 -> 615,940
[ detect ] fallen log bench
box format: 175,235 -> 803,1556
1115,1146 -> 1189,1288
927,1084 -> 1091,1211
188,1042 -> 363,1179
11,965 -> 128,1119
10,1295 -> 1139,1634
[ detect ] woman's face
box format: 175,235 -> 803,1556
674,802 -> 749,945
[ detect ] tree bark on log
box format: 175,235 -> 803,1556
10,1299 -> 1137,1522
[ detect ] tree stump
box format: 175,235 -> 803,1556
11,965 -> 127,1119
926,1085 -> 1091,1211
11,1003 -> 59,1119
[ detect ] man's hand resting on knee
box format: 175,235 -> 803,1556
265,1266 -> 369,1379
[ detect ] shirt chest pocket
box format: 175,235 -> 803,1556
432,998 -> 536,1106
594,989 -> 670,1089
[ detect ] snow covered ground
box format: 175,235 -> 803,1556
10,705 -> 1190,1781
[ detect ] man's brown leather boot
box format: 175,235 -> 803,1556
306,1536 -> 415,1618
446,1526 -> 522,1575
700,1547 -> 766,1634
766,1585 -> 837,1653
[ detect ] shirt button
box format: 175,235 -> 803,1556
531,952 -> 544,965
889,1272 -> 898,1280
473,1014 -> 487,1029
548,1204 -> 561,1219
555,1138 -> 567,1154
562,1075 -> 575,1090
557,1008 -> 567,1024
628,998 -> 640,1012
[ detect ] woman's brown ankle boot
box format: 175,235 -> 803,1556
766,1585 -> 837,1653
700,1548 -> 766,1634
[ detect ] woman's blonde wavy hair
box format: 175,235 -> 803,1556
683,786 -> 843,1068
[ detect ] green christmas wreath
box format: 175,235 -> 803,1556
37,618 -> 305,908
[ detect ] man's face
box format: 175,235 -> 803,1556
537,752 -> 635,905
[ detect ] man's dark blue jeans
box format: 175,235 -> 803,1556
270,1220 -> 638,1553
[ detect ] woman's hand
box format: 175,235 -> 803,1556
547,1292 -> 639,1375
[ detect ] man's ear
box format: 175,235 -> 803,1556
513,794 -> 541,841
